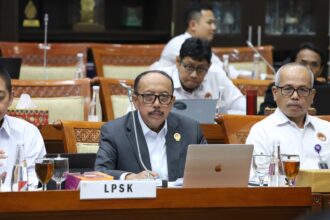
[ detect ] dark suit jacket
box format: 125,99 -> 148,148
95,111 -> 207,181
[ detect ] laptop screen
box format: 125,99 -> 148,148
171,99 -> 219,124
0,58 -> 22,79
183,144 -> 253,188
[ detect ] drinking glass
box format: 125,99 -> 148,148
35,158 -> 54,191
252,154 -> 271,186
51,156 -> 69,190
281,154 -> 300,186
0,154 -> 7,191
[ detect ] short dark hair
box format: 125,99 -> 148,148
290,42 -> 326,67
183,2 -> 213,28
179,37 -> 212,63
134,70 -> 174,94
0,66 -> 12,93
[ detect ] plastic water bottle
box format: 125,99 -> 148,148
216,86 -> 226,114
88,85 -> 102,122
222,54 -> 230,77
11,141 -> 28,191
74,53 -> 86,79
252,53 -> 261,79
269,142 -> 279,187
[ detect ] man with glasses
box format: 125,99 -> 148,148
246,63 -> 330,170
159,37 -> 245,113
95,70 -> 206,181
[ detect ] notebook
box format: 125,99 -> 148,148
0,57 -> 22,79
171,99 -> 219,124
183,144 -> 253,188
313,85 -> 330,115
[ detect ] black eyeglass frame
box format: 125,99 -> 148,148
135,93 -> 174,105
275,86 -> 314,97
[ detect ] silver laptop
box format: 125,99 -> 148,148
183,144 -> 254,188
171,99 -> 219,124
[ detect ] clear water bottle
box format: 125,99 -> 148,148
216,86 -> 226,114
88,85 -> 102,122
11,141 -> 28,191
74,53 -> 86,79
252,53 -> 261,79
268,142 -> 279,187
222,54 -> 230,77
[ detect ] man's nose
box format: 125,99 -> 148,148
291,90 -> 300,99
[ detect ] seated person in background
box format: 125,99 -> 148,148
95,70 -> 206,181
259,42 -> 326,114
247,63 -> 330,170
0,66 -> 46,189
158,37 -> 246,114
150,2 -> 245,79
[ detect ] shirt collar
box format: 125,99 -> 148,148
0,115 -> 11,137
273,108 -> 314,129
137,111 -> 168,136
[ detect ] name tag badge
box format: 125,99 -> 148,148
80,180 -> 157,200
318,161 -> 329,169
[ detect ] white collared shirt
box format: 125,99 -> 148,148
0,115 -> 46,189
246,108 -> 330,169
150,32 -> 242,79
158,66 -> 246,114
137,112 -> 168,180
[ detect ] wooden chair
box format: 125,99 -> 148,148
215,114 -> 265,144
91,43 -> 164,79
95,77 -> 134,121
53,120 -> 105,153
0,42 -> 89,80
11,78 -> 91,123
213,45 -> 274,75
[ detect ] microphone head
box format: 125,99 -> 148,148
246,40 -> 253,48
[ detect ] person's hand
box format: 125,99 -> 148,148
125,170 -> 159,180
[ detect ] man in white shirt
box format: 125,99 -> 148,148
246,63 -> 330,170
0,67 -> 46,189
159,37 -> 246,114
151,2 -> 243,79
95,70 -> 206,181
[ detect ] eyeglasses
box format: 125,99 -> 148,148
276,86 -> 313,97
181,62 -> 209,75
135,93 -> 173,105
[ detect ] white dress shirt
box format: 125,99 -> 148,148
246,108 -> 330,169
138,112 -> 168,180
159,66 -> 246,114
120,112 -> 169,180
0,115 -> 46,189
150,32 -> 242,79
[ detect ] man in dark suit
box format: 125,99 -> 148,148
95,70 -> 206,181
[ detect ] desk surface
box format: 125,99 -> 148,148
0,187 -> 311,220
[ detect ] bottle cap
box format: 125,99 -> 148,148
16,140 -> 24,146
92,85 -> 100,90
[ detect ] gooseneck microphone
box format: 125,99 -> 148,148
119,81 -> 152,178
246,40 -> 276,75
39,14 -> 51,80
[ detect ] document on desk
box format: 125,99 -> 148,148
80,180 -> 157,200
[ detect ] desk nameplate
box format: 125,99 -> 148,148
80,180 -> 157,200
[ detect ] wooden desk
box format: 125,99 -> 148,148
0,187 -> 311,220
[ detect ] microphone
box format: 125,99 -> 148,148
246,40 -> 275,75
38,14 -> 51,80
119,80 -> 152,178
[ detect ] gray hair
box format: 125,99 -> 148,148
274,62 -> 314,87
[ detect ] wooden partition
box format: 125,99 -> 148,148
0,187 -> 312,220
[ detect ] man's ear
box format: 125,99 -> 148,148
271,86 -> 278,102
188,19 -> 197,33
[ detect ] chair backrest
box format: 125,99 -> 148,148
54,120 -> 105,153
11,78 -> 91,123
97,77 -> 134,121
0,42 -> 89,79
91,43 -> 164,79
215,114 -> 265,144
213,45 -> 274,75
